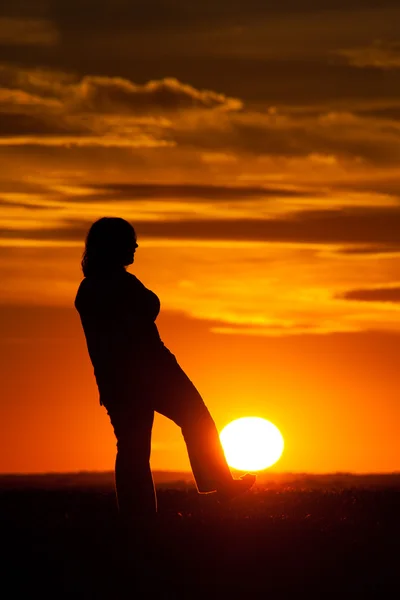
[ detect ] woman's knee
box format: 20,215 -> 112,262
116,430 -> 151,459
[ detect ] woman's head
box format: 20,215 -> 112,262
81,217 -> 138,276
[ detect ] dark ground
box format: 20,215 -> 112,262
1,473 -> 399,599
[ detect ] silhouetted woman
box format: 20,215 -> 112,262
75,217 -> 255,523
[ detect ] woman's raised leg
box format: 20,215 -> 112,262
152,357 -> 255,495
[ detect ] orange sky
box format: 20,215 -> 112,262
1,1 -> 400,473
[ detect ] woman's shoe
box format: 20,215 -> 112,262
216,473 -> 256,502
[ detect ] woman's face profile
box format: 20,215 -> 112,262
125,235 -> 138,266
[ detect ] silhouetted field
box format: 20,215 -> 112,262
1,474 -> 399,599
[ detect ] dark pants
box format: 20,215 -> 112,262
102,352 -> 233,521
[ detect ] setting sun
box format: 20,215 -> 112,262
220,417 -> 284,472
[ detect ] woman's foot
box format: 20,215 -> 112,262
215,473 -> 256,502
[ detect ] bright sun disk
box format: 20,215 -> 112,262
220,417 -> 284,471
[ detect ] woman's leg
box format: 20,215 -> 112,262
151,358 -> 235,493
105,400 -> 157,522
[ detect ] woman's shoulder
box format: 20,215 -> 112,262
75,271 -> 146,308
75,274 -> 120,304
74,276 -> 99,309
75,276 -> 99,296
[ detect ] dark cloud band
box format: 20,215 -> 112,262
66,183 -> 319,203
2,206 -> 400,247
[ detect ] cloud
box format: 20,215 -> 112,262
0,18 -> 58,47
0,88 -> 61,109
339,286 -> 400,303
0,66 -> 242,113
2,206 -> 400,247
0,113 -> 91,137
1,2 -> 400,115
1,64 -> 400,166
0,197 -> 56,210
335,177 -> 400,198
337,41 -> 400,69
1,3 -> 400,340
336,245 -> 400,256
210,324 -> 353,337
0,66 -> 242,148
0,135 -> 173,148
0,64 -> 73,99
126,207 -> 400,246
173,109 -> 400,165
70,76 -> 243,113
63,182 -> 318,203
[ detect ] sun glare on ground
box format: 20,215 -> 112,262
220,417 -> 284,471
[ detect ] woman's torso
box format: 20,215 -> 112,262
75,270 -> 173,399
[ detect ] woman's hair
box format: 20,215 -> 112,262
81,217 -> 136,276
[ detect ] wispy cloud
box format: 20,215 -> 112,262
0,18 -> 59,47
0,135 -> 173,148
70,76 -> 243,113
0,5 -> 400,337
2,207 -> 400,247
60,182 -> 318,203
0,66 -> 242,148
1,64 -> 400,165
339,286 -> 400,303
3,238 -> 400,336
337,41 -> 400,69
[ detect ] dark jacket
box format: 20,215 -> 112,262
75,269 -> 167,404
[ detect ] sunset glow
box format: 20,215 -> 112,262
220,418 -> 284,471
0,2 -> 399,475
